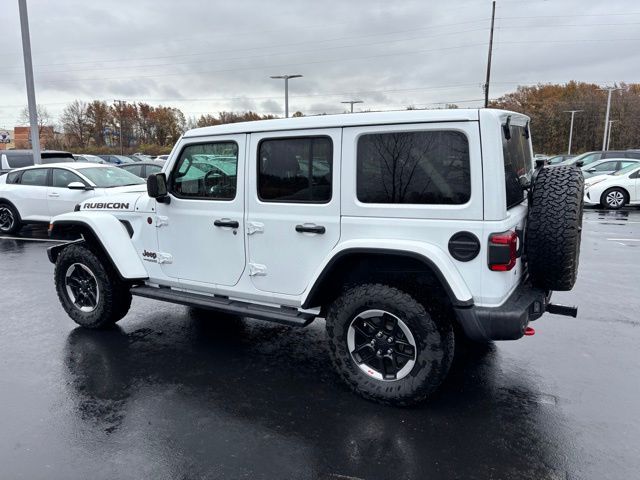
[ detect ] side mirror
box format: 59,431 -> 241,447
587,168 -> 596,173
147,172 -> 169,202
68,181 -> 93,190
575,161 -> 584,167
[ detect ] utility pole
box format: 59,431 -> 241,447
114,99 -> 125,154
563,110 -> 583,155
341,100 -> 364,113
483,0 -> 496,108
18,0 -> 41,164
606,120 -> 617,150
270,74 -> 303,118
600,87 -> 623,151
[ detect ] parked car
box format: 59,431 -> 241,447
546,154 -> 575,165
98,154 -> 135,165
1,150 -> 74,174
581,158 -> 640,178
0,163 -> 145,234
73,154 -> 107,164
559,150 -> 640,167
155,154 -> 169,161
132,153 -> 155,161
118,161 -> 164,179
46,109 -> 583,405
584,163 -> 640,209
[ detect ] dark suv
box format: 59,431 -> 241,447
0,150 -> 74,174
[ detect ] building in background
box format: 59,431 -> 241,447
0,126 -> 56,150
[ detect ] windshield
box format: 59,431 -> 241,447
612,164 -> 640,176
80,167 -> 145,187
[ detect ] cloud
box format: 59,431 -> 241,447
1,0 -> 638,127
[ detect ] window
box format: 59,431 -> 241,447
146,164 -> 162,175
620,161 -> 638,170
592,161 -> 616,172
80,167 -> 144,187
6,172 -> 20,184
52,169 -> 85,188
122,164 -> 143,177
7,153 -> 34,169
625,151 -> 640,159
357,130 -> 470,204
20,168 -> 48,186
502,125 -> 533,209
171,142 -> 238,200
258,137 -> 332,203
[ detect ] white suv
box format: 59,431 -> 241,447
47,109 -> 584,405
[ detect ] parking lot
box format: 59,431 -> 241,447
0,207 -> 638,480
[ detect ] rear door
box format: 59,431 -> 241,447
48,168 -> 95,217
246,129 -> 341,295
14,168 -> 49,221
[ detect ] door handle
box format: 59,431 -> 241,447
295,224 -> 326,234
214,219 -> 239,228
49,193 -> 60,197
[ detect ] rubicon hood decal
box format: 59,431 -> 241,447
82,201 -> 131,210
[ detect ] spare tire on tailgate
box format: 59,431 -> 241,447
525,165 -> 584,291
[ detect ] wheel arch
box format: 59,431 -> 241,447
301,246 -> 474,311
0,197 -> 21,216
48,214 -> 148,280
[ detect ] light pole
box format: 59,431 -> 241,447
563,110 -> 583,155
18,0 -> 41,164
341,100 -> 364,113
270,74 -> 302,118
114,100 -> 126,155
600,87 -> 623,151
606,120 -> 617,150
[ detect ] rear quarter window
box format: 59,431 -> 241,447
356,130 -> 470,204
7,153 -> 34,169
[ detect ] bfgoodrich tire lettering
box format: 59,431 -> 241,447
526,166 -> 584,291
325,283 -> 454,406
54,243 -> 131,328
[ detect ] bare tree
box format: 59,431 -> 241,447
60,100 -> 90,148
18,104 -> 52,130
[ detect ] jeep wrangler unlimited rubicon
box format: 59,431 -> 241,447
47,109 -> 583,405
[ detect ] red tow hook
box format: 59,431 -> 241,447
524,327 -> 536,336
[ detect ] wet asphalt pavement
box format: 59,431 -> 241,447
1,207 -> 639,480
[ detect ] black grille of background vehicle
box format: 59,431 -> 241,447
448,231 -> 481,262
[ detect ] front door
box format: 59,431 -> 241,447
156,136 -> 246,286
247,129 -> 341,295
48,168 -> 95,217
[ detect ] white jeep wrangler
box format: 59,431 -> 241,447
48,109 -> 584,405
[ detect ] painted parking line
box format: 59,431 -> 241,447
0,236 -> 68,243
607,238 -> 640,242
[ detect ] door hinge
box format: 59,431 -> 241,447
156,252 -> 173,264
155,215 -> 169,228
246,221 -> 264,235
248,263 -> 267,276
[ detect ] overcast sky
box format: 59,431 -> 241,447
1,0 -> 639,128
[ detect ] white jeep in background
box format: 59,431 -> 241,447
47,109 -> 584,405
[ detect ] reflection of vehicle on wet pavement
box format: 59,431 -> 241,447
584,163 -> 640,209
47,109 -> 584,405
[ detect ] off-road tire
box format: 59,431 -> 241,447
55,243 -> 132,328
600,187 -> 628,210
0,202 -> 22,235
325,283 -> 454,406
526,166 -> 584,291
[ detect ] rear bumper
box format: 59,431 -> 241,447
454,282 -> 549,341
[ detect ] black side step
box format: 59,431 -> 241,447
130,286 -> 315,327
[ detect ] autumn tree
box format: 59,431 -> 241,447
86,100 -> 111,147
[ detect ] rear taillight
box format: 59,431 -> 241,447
488,230 -> 519,271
